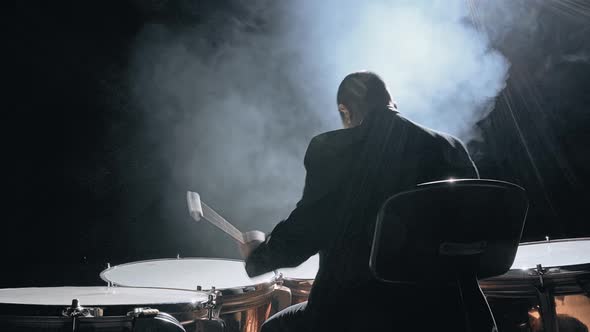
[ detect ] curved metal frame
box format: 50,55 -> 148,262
100,257 -> 278,318
101,257 -> 277,290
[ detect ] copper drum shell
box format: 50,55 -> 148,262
202,281 -> 277,332
281,278 -> 314,304
479,265 -> 590,331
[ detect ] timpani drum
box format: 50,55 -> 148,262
101,258 -> 277,332
277,255 -> 319,305
274,241 -> 590,332
0,286 -> 207,331
480,238 -> 590,331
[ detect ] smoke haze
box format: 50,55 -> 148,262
130,0 -> 511,254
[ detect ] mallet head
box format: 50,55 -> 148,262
187,191 -> 204,222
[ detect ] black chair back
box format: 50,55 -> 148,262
370,179 -> 528,284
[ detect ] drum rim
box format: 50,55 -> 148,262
480,255 -> 590,297
482,262 -> 590,280
510,237 -> 590,270
0,286 -> 211,325
482,237 -> 590,284
518,236 -> 590,246
0,302 -> 202,314
281,277 -> 315,282
280,279 -> 313,299
100,257 -> 277,294
0,286 -> 208,307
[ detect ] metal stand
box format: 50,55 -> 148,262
455,271 -> 497,332
195,288 -> 225,332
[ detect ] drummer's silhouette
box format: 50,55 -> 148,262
243,71 -> 480,332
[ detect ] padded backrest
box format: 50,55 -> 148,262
370,179 -> 528,283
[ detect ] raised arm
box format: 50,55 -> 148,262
244,136 -> 343,277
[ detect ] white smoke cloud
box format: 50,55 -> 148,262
283,0 -> 510,138
129,0 -> 510,248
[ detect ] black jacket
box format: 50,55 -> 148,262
246,107 -> 479,330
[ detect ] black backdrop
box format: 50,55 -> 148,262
5,0 -> 589,287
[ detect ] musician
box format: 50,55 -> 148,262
241,71 -> 479,331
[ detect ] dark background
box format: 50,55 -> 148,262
4,0 -> 589,287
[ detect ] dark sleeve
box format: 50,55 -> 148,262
455,139 -> 479,179
244,137 -> 339,277
446,136 -> 480,179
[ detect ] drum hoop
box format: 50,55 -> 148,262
281,278 -> 314,289
480,262 -> 590,297
0,286 -> 206,327
0,286 -> 208,306
518,236 -> 590,246
100,257 -> 277,294
277,278 -> 313,300
217,285 -> 276,314
0,300 -> 203,317
0,312 -> 187,330
482,262 -> 590,279
281,277 -> 315,282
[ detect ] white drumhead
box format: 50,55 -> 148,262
278,254 -> 319,280
101,258 -> 275,290
511,238 -> 590,269
0,287 -> 207,306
